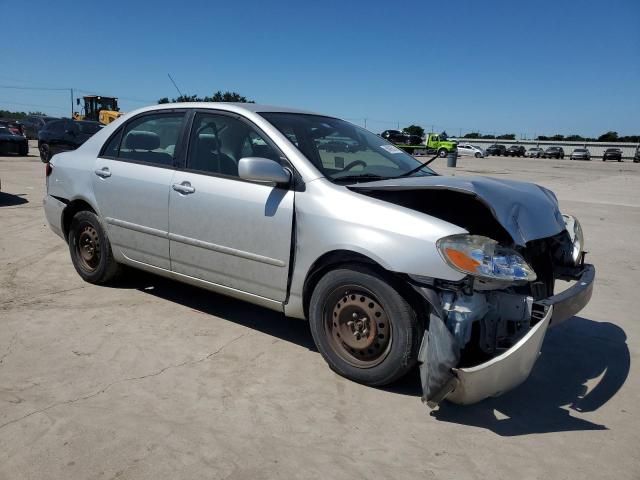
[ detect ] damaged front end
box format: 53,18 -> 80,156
411,230 -> 595,407
350,176 -> 595,406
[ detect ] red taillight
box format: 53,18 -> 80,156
45,162 -> 53,177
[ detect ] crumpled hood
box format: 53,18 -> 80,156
349,175 -> 566,245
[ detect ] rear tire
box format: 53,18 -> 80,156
68,211 -> 121,284
308,266 -> 422,386
40,143 -> 51,163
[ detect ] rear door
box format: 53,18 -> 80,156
168,111 -> 294,301
92,111 -> 186,270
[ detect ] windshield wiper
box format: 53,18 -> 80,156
394,153 -> 439,178
331,173 -> 389,184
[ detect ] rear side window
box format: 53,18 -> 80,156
102,129 -> 123,157
117,113 -> 185,167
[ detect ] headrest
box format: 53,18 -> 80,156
197,133 -> 219,151
125,131 -> 160,151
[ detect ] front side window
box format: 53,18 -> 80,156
118,113 -> 184,166
261,113 -> 436,183
186,113 -> 280,177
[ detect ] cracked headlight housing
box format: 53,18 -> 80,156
563,214 -> 584,264
437,234 -> 537,282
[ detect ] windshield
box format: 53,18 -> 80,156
260,113 -> 436,183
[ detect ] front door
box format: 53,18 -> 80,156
168,111 -> 294,301
92,111 -> 186,270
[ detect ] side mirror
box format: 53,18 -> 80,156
238,157 -> 291,185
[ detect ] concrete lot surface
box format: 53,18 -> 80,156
1,144 -> 638,479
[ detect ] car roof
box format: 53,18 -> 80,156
131,102 -> 323,117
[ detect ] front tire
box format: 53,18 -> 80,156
438,148 -> 447,158
68,211 -> 120,284
474,152 -> 481,158
308,266 -> 422,387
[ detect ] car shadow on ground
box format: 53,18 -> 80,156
426,316 -> 630,436
0,192 -> 29,206
113,268 -> 318,351
107,270 -> 630,435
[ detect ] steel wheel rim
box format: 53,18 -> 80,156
324,286 -> 392,368
76,224 -> 100,271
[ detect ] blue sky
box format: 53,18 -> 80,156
1,0 -> 638,137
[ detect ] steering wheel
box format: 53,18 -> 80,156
342,160 -> 366,171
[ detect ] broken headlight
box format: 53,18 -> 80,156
437,234 -> 537,282
562,214 -> 584,265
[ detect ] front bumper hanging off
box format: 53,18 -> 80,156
419,264 -> 595,407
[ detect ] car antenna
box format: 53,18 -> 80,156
167,73 -> 184,98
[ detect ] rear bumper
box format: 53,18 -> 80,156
421,264 -> 595,407
43,194 -> 66,240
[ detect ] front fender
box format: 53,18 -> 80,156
284,179 -> 466,318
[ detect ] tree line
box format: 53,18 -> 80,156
0,110 -> 47,120
158,91 -> 254,104
462,131 -> 639,143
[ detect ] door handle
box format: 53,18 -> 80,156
94,167 -> 111,178
172,181 -> 195,194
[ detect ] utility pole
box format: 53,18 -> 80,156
70,88 -> 74,118
364,118 -> 367,129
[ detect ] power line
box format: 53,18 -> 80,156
0,99 -> 67,111
0,84 -> 70,91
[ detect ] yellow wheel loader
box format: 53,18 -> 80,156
73,95 -> 123,125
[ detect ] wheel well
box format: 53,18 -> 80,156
301,250 -> 428,321
62,199 -> 96,241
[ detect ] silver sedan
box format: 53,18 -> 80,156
43,103 -> 594,407
457,143 -> 485,158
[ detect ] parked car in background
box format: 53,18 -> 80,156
485,144 -> 507,156
602,148 -> 622,162
380,130 -> 422,145
634,147 -> 640,163
21,115 -> 60,140
544,147 -> 565,159
527,147 -> 544,158
381,129 -> 407,144
0,120 -> 24,136
0,126 -> 29,155
570,148 -> 591,161
506,145 -> 526,157
38,119 -> 102,162
43,102 -> 594,407
457,144 -> 485,158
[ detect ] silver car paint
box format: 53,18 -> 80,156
93,159 -> 175,269
168,171 -> 294,301
46,103 -> 468,319
457,144 -> 484,157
